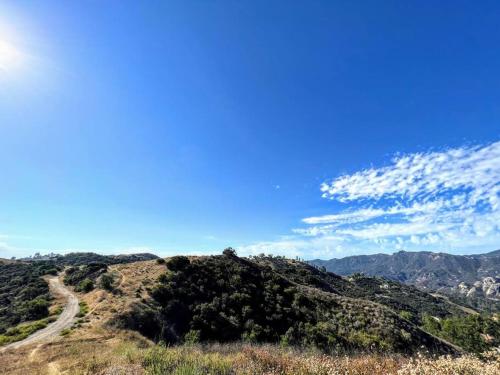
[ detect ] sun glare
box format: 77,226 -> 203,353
0,39 -> 24,72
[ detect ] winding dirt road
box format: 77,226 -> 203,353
1,276 -> 79,351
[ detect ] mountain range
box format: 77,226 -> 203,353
310,250 -> 500,303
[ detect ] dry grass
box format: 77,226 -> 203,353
78,260 -> 165,326
2,338 -> 498,375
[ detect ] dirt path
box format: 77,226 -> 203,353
1,277 -> 79,351
431,293 -> 478,315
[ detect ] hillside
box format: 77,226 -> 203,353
0,260 -> 55,334
117,252 -> 462,354
253,255 -> 466,325
0,252 -> 157,338
311,250 -> 500,304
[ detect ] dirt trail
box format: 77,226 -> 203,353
431,293 -> 478,315
1,277 -> 79,351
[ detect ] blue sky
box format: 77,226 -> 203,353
0,1 -> 498,259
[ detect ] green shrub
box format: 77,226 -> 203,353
76,278 -> 94,293
0,318 -> 49,346
99,273 -> 114,291
52,306 -> 64,316
399,311 -> 413,321
421,313 -> 500,353
60,328 -> 71,336
166,256 -> 190,272
77,302 -> 89,318
64,263 -> 107,288
45,268 -> 58,276
0,262 -> 52,333
184,330 -> 200,344
21,298 -> 49,321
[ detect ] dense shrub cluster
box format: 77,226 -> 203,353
99,273 -> 115,291
63,263 -> 108,292
0,261 -> 60,333
258,257 -> 500,353
254,256 -> 461,325
21,252 -> 158,267
121,253 -> 454,354
58,252 -> 158,266
0,317 -> 54,346
447,293 -> 500,313
422,313 -> 500,353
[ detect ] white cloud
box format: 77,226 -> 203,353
302,208 -> 387,225
241,141 -> 500,258
320,141 -> 499,206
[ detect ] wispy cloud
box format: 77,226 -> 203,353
320,142 -> 499,207
240,141 -> 500,258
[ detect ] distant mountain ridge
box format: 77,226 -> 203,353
310,250 -> 500,301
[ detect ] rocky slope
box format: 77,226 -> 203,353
457,277 -> 500,300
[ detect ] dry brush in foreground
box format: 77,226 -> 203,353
32,342 -> 500,375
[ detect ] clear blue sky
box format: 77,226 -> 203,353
0,1 -> 498,259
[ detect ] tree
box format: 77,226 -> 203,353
77,278 -> 94,293
223,247 -> 237,257
99,273 -> 114,291
22,298 -> 49,321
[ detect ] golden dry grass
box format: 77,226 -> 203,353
73,260 -> 165,334
2,338 -> 499,375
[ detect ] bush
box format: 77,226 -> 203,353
99,273 -> 114,291
21,298 -> 49,321
166,256 -> 190,272
45,268 -> 58,276
76,278 -> 94,293
184,329 -> 201,344
422,313 -> 500,353
65,263 -> 107,290
77,302 -> 89,318
0,262 -> 51,333
156,258 -> 166,265
0,318 -> 49,346
399,310 -> 413,321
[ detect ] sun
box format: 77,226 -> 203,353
0,39 -> 24,72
